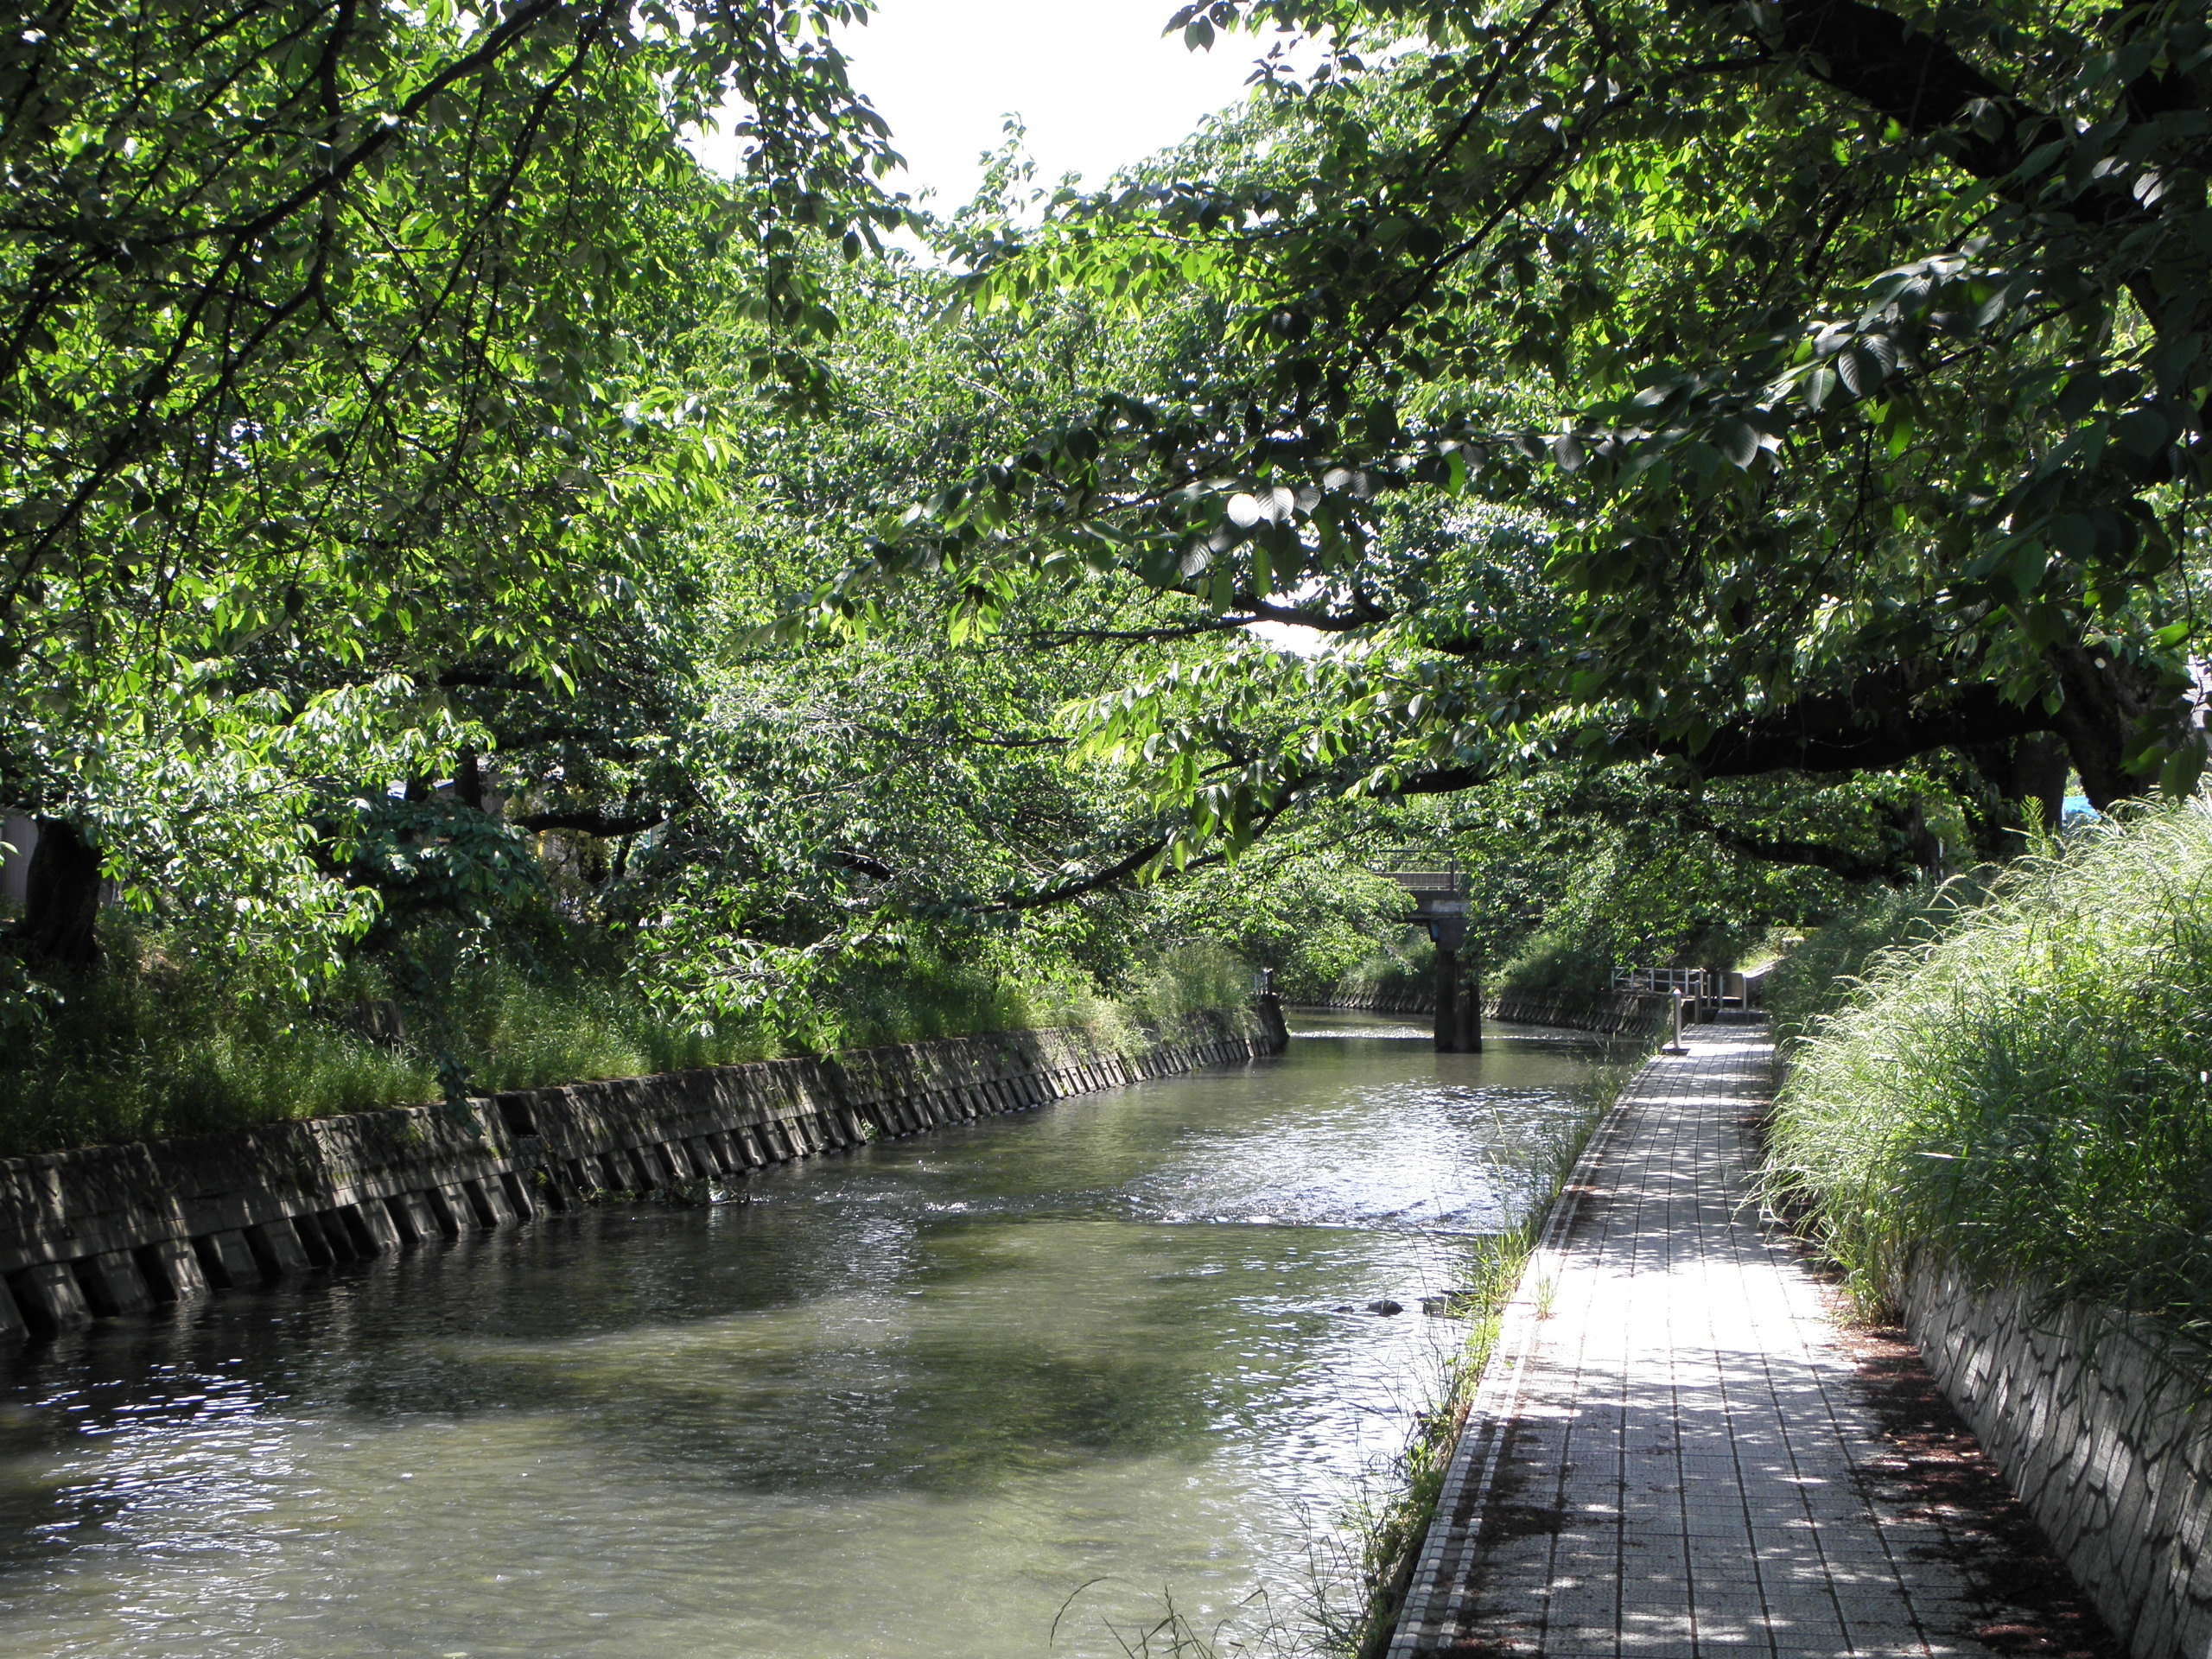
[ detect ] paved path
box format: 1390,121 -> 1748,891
1389,1017 -> 2008,1659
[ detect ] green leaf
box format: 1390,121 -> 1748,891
2160,739 -> 2208,799
1713,418 -> 1760,469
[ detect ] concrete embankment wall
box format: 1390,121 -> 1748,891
1299,987 -> 1671,1038
0,1002 -> 1288,1342
1902,1258 -> 2212,1659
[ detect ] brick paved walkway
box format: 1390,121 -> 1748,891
1389,1016 -> 2006,1659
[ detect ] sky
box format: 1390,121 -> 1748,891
690,0 -> 1281,207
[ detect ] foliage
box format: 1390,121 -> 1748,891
1334,767 -> 1930,997
828,0 -> 2212,897
0,907 -> 1273,1156
1760,880 -> 1980,1046
1121,829 -> 1413,999
4,0 -> 2127,1145
0,922 -> 438,1154
1491,830 -> 1827,994
0,0 -> 902,975
1120,939 -> 1255,1025
1763,801 -> 2212,1337
1334,931 -> 1434,1004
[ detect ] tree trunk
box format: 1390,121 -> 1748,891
10,818 -> 104,969
2044,645 -> 2196,812
455,749 -> 485,812
2002,734 -> 2070,841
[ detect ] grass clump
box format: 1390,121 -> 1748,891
0,925 -> 769,1156
1762,802 -> 2212,1338
1759,880 -> 1973,1046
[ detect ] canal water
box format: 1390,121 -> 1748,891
0,1014 -> 1618,1658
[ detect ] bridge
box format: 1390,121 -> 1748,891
1378,857 -> 1481,1053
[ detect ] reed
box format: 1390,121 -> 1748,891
1762,802 -> 2212,1337
1758,878 -> 1974,1046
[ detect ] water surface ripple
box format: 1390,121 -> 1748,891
0,1014 -> 1615,1657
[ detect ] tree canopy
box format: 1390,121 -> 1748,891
1,0 -> 901,969
7,0 -> 2208,1052
836,0 -> 2210,884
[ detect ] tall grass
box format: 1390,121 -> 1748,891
0,929 -> 433,1152
446,955 -> 771,1090
1758,879 -> 1974,1046
1762,803 -> 2212,1337
0,930 -> 768,1156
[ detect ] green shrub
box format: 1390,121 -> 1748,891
0,926 -> 435,1153
1120,940 -> 1253,1025
1762,804 -> 2212,1337
1335,930 -> 1434,1001
446,956 -> 769,1089
1494,925 -> 1617,995
808,945 -> 1036,1052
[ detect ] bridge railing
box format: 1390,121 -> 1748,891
1373,855 -> 1468,898
1389,871 -> 1464,894
1611,966 -> 1711,996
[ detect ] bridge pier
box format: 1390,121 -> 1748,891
1433,944 -> 1482,1053
1379,856 -> 1483,1052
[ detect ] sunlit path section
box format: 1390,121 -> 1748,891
1393,1017 -> 2005,1659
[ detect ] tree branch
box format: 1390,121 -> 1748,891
512,806 -> 667,837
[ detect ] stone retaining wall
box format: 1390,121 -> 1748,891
1902,1256 -> 2212,1659
1298,987 -> 1671,1038
0,1001 -> 1288,1342
1488,988 -> 1672,1036
1308,987 -> 1437,1014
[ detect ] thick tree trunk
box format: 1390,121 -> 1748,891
9,818 -> 104,969
2044,645 -> 2197,812
454,749 -> 485,812
1961,735 -> 2071,858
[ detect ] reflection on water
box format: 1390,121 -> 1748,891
0,1014 -> 1615,1658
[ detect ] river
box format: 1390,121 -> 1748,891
0,1013 -> 1618,1658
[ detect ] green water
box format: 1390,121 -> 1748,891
0,1014 -> 1617,1657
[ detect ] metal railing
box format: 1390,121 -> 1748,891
1611,966 -> 1711,996
1389,870 -> 1465,894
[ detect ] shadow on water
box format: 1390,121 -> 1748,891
0,1017 -> 1623,1659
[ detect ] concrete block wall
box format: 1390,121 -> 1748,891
1902,1256 -> 2212,1659
0,1003 -> 1288,1342
1486,988 -> 1672,1037
1311,987 -> 1440,1014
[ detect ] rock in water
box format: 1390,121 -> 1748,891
1366,1299 -> 1403,1316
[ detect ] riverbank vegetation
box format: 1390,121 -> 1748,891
4,0 -> 2208,1166
0,918 -> 1262,1155
1764,804 -> 2212,1341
